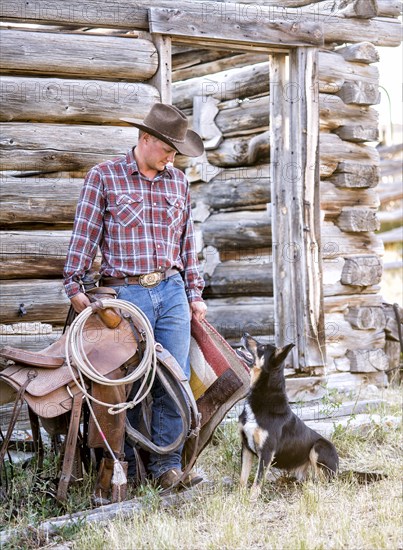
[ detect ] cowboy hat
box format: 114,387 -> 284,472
121,103 -> 204,157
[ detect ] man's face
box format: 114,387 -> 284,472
144,135 -> 177,172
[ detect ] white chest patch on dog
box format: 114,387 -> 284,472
242,403 -> 269,453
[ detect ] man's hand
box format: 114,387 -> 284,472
70,292 -> 91,313
190,301 -> 207,322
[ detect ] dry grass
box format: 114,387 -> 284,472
70,388 -> 402,550
1,387 -> 402,550
70,477 -> 401,550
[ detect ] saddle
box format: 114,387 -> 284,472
0,298 -> 250,502
0,305 -> 141,502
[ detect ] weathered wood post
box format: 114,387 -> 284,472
271,47 -> 325,372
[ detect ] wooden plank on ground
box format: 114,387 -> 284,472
0,486 -> 215,547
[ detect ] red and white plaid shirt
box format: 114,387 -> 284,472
63,148 -> 204,302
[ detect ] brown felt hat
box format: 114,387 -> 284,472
121,103 -> 204,157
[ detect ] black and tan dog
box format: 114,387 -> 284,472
237,334 -> 339,498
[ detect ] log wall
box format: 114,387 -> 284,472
1,0 -> 401,398
0,23 -> 160,335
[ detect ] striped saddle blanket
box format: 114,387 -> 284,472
184,317 -> 250,462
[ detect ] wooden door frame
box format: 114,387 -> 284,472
270,49 -> 324,371
150,11 -> 325,371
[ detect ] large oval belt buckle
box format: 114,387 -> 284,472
139,272 -> 162,288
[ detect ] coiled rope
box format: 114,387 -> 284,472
65,298 -> 157,415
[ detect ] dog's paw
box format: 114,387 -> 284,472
249,483 -> 261,501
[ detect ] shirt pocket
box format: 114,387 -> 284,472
110,193 -> 144,228
165,195 -> 185,228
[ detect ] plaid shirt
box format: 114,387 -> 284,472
63,148 -> 204,302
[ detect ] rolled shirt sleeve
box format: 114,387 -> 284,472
63,169 -> 105,298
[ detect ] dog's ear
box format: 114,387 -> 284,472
274,343 -> 295,366
243,333 -> 259,355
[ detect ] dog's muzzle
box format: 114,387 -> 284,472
236,347 -> 254,367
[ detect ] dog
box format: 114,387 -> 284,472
237,333 -> 339,498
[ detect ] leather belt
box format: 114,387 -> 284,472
101,268 -> 179,289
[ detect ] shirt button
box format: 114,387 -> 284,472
157,245 -> 160,248
153,202 -> 157,206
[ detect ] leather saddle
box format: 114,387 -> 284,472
0,309 -> 141,502
0,314 -> 138,417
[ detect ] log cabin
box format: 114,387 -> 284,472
0,0 -> 402,408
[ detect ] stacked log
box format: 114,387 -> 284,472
305,43 -> 390,383
172,36 -> 392,388
0,26 -> 159,332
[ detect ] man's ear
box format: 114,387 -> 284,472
274,343 -> 295,366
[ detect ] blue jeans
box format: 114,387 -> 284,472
115,273 -> 190,478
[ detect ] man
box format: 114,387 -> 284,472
63,103 -> 207,489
